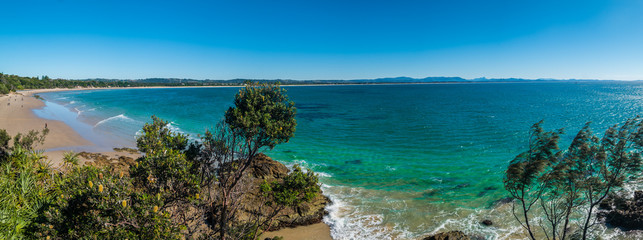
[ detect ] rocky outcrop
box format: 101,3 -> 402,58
79,151 -> 136,174
250,153 -> 289,179
599,191 -> 643,230
113,147 -> 139,154
238,153 -> 330,230
422,231 -> 470,240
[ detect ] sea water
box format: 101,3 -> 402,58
37,82 -> 643,239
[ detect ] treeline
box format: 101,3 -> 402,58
0,73 -> 234,94
0,84 -> 320,239
0,73 -> 361,95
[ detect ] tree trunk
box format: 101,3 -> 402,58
522,199 -> 537,240
220,191 -> 229,240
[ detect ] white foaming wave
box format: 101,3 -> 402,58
316,171 -> 332,178
323,197 -> 394,240
94,114 -> 136,127
322,185 -> 413,240
429,208 -> 524,240
166,122 -> 200,143
166,121 -> 182,133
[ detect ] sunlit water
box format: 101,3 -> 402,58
37,82 -> 643,239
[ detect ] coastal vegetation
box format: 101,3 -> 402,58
505,119 -> 643,240
0,72 -> 599,96
0,84 -> 322,239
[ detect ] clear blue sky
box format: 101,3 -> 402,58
1,0 -> 643,80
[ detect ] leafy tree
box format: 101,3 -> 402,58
198,84 -> 297,240
131,116 -> 199,206
224,83 -> 297,154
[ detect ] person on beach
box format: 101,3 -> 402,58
45,123 -> 48,129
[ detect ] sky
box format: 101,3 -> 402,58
1,0 -> 643,80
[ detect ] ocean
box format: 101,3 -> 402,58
36,82 -> 643,239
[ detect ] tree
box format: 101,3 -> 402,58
199,83 -> 297,240
0,128 -> 48,161
224,83 -> 296,154
505,119 -> 643,240
576,119 -> 642,239
504,121 -> 563,240
131,116 -> 200,206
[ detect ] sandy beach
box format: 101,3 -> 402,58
0,88 -> 333,239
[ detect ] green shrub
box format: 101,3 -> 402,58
29,165 -> 181,239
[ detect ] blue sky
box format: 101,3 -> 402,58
1,0 -> 643,80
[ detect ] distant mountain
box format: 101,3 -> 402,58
64,76 -> 628,85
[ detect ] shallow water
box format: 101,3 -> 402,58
38,82 -> 643,239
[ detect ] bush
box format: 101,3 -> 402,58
29,165 -> 181,239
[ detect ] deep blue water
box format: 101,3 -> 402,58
37,82 -> 643,239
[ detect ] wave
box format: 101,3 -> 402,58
323,189 -> 402,239
316,172 -> 332,178
94,114 -> 136,127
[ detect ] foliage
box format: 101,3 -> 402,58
30,165 -> 180,239
504,121 -> 563,240
0,147 -> 51,239
131,116 -> 200,206
0,83 -> 321,240
0,128 -> 49,160
224,83 -> 297,151
251,165 -> 320,238
198,84 -> 297,240
260,165 -> 319,208
504,118 -> 643,240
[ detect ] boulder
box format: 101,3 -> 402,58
599,191 -> 643,230
481,219 -> 493,226
422,231 -> 470,240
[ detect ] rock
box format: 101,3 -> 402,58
481,219 -> 493,226
491,197 -> 514,207
238,154 -> 330,230
422,231 -> 470,240
251,153 -> 289,179
113,147 -> 139,154
599,191 -> 643,230
79,151 -> 136,176
344,159 -> 362,164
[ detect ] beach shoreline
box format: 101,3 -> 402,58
1,89 -> 333,239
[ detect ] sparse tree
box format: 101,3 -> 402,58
505,118 -> 643,240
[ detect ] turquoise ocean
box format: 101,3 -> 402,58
35,82 -> 643,239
